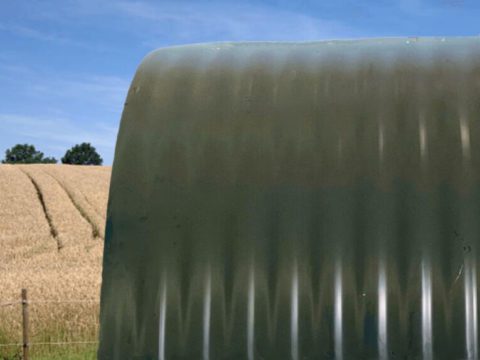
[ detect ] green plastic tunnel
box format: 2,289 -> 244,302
99,38 -> 480,359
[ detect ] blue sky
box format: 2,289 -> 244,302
1,1 -> 479,165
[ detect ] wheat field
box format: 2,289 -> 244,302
0,164 -> 110,358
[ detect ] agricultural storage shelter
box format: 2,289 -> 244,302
99,38 -> 480,359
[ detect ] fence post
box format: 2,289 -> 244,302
21,289 -> 29,360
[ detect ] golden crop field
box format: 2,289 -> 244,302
0,164 -> 110,358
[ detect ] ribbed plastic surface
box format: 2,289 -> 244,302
99,38 -> 480,359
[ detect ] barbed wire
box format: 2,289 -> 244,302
0,299 -> 99,306
29,341 -> 98,346
0,301 -> 20,307
0,295 -> 100,350
28,300 -> 99,304
0,340 -> 98,348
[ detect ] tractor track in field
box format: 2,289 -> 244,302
41,169 -> 102,239
68,167 -> 106,220
83,193 -> 105,220
18,167 -> 63,250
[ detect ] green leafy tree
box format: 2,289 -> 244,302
2,144 -> 57,164
62,143 -> 103,165
40,156 -> 57,164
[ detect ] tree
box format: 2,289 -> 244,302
41,156 -> 57,164
2,144 -> 57,164
61,143 -> 103,165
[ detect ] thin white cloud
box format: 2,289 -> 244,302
0,62 -> 130,115
0,23 -> 84,46
0,60 -> 127,164
29,74 -> 130,114
0,113 -> 117,159
0,114 -> 117,147
114,1 -> 359,46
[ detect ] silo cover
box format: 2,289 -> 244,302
99,38 -> 480,359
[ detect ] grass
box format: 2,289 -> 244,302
0,164 -> 110,359
0,345 -> 97,360
34,347 -> 97,360
0,306 -> 99,360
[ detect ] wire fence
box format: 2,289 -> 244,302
0,289 -> 99,359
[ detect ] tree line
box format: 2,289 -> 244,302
2,143 -> 103,165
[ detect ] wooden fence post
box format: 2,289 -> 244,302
21,289 -> 29,360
